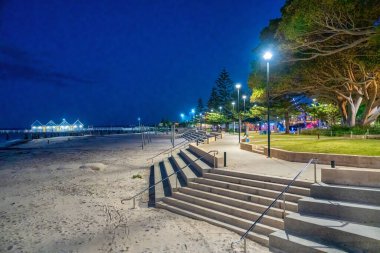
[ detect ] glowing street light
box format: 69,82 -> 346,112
242,95 -> 247,112
235,83 -> 242,143
219,106 -> 222,113
263,51 -> 272,158
231,101 -> 235,111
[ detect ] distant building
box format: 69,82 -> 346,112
31,120 -> 43,132
30,119 -> 85,132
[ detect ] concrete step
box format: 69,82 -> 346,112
178,187 -> 291,219
156,201 -> 269,246
298,197 -> 380,225
321,168 -> 380,188
285,213 -> 380,252
311,183 -> 380,205
171,154 -> 197,183
154,162 -> 165,202
188,182 -> 298,212
162,197 -> 278,237
211,169 -> 312,188
172,191 -> 284,229
194,177 -> 304,203
180,149 -> 211,175
163,159 -> 180,191
269,230 -> 347,253
204,172 -> 310,196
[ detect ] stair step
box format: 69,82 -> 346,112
172,191 -> 284,229
269,230 -> 347,253
285,213 -> 380,252
178,187 -> 291,219
156,201 -> 269,246
171,154 -> 197,183
180,149 -> 210,176
188,182 -> 298,212
298,197 -> 380,225
194,177 -> 304,203
162,197 -> 278,236
154,162 -> 165,202
311,183 -> 380,205
204,172 -> 310,196
163,159 -> 180,190
211,169 -> 313,188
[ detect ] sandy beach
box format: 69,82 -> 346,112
0,134 -> 268,253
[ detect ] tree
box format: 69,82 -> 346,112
196,97 -> 205,115
207,86 -> 219,111
248,0 -> 380,127
205,112 -> 227,125
215,68 -> 234,112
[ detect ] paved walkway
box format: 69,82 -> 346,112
200,134 -> 366,182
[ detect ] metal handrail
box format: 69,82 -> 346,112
231,158 -> 318,252
146,131 -> 208,164
121,150 -> 219,208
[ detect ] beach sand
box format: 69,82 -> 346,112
0,134 -> 268,253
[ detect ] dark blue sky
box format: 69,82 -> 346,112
0,0 -> 285,128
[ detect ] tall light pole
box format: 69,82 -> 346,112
231,101 -> 235,134
219,106 -> 222,113
235,83 -> 241,143
263,51 -> 272,158
138,117 -> 141,131
242,95 -> 247,112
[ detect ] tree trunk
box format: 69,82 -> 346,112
284,111 -> 290,134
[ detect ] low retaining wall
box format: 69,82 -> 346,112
263,147 -> 380,169
322,168 -> 380,187
189,143 -> 224,168
240,142 -> 253,152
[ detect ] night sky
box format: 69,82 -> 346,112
0,0 -> 285,128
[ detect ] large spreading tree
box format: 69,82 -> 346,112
249,0 -> 380,127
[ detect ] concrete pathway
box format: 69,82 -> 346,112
201,134 -> 367,182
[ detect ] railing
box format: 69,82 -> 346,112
146,130 -> 208,164
121,150 -> 219,208
231,158 -> 318,253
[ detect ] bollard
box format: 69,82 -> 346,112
133,198 -> 136,209
331,160 -> 335,168
314,159 -> 317,183
282,194 -> 286,219
224,152 -> 227,167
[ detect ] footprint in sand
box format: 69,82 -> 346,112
79,163 -> 106,171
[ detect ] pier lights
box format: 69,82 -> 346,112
263,51 -> 273,158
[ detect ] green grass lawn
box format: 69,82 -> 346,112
248,133 -> 380,156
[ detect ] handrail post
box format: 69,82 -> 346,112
133,197 -> 136,209
213,152 -> 216,169
244,238 -> 247,253
282,193 -> 286,219
313,158 -> 317,183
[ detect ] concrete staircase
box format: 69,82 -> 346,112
269,168 -> 380,253
150,149 -> 312,247
180,129 -> 210,143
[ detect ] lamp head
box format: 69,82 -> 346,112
219,106 -> 222,109
180,113 -> 184,118
235,83 -> 241,89
242,95 -> 247,100
191,109 -> 195,113
232,101 -> 235,105
263,51 -> 273,60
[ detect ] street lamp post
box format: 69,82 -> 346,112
219,106 -> 222,113
235,83 -> 241,143
242,95 -> 247,112
231,101 -> 235,133
263,51 -> 272,158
